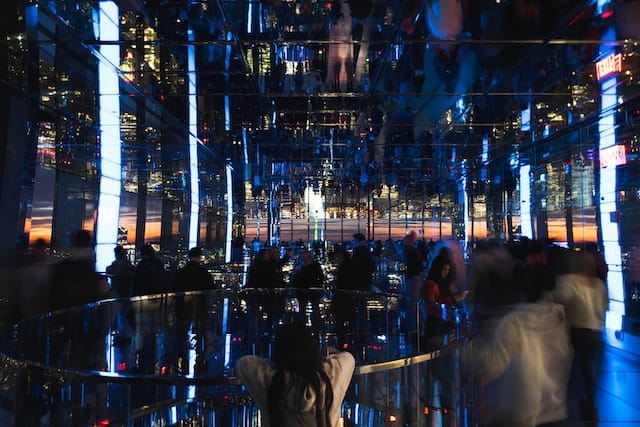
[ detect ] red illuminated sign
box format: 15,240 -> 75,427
600,144 -> 626,168
596,53 -> 623,81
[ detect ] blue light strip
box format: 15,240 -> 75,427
222,297 -> 231,369
598,24 -> 624,330
95,1 -> 122,273
187,29 -> 199,249
242,128 -> 249,181
225,163 -> 233,263
462,173 -> 469,254
519,164 -> 533,238
224,31 -> 232,132
247,0 -> 253,34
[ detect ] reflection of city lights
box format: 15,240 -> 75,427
121,49 -> 135,82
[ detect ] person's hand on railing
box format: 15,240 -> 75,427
454,290 -> 469,303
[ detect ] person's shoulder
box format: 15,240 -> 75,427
324,351 -> 356,372
236,355 -> 273,377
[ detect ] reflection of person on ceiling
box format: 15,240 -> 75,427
326,1 -> 353,92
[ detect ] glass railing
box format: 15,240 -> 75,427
0,288 -> 475,426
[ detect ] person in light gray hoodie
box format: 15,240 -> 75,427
236,322 -> 355,427
550,249 -> 609,421
464,246 -> 573,427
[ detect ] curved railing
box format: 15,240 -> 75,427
0,288 -> 475,426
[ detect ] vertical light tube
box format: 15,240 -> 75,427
462,173 -> 469,256
598,17 -> 624,329
187,29 -> 199,249
242,128 -> 249,180
247,0 -> 253,34
519,164 -> 533,239
224,31 -> 232,132
95,1 -> 121,273
222,297 -> 231,370
225,163 -> 233,263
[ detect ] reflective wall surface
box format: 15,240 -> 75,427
1,1 -> 640,333
0,290 -> 473,426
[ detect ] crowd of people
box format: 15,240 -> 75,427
5,228 -> 613,425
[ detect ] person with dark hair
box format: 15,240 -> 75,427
106,245 -> 134,297
132,243 -> 168,296
421,253 -> 467,339
402,230 -> 424,296
291,248 -> 325,289
236,322 -> 355,427
172,247 -> 213,292
349,233 -> 376,291
246,248 -> 276,288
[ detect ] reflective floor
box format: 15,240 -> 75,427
566,340 -> 640,427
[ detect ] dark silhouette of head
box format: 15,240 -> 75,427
114,245 -> 127,260
188,246 -> 204,259
73,229 -> 93,248
141,243 -> 156,257
268,322 -> 333,426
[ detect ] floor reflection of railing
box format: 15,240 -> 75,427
0,289 -> 475,426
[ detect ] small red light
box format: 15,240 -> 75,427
423,406 -> 430,415
443,407 -> 448,415
94,419 -> 110,426
601,10 -> 613,19
160,366 -> 167,375
117,362 -> 126,371
342,343 -> 349,349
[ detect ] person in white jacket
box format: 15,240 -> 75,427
236,322 -> 355,427
551,250 -> 609,421
465,246 -> 573,427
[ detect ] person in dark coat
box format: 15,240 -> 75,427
291,249 -> 324,289
106,245 -> 134,297
132,243 -> 168,296
349,233 -> 376,291
172,247 -> 214,292
247,248 -> 277,288
48,230 -> 114,312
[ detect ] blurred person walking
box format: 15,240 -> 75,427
464,246 -> 572,427
550,250 -> 609,421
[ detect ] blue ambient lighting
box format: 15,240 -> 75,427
95,1 -> 121,273
519,165 -> 532,238
187,29 -> 199,249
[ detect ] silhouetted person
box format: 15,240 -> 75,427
332,245 -> 356,346
106,245 -> 134,297
18,238 -> 56,318
236,322 -> 355,427
403,230 -> 424,297
172,247 -> 213,292
291,249 -> 324,289
269,246 -> 292,287
132,243 -> 167,296
48,230 -> 113,312
246,248 -> 276,288
349,233 -> 376,291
